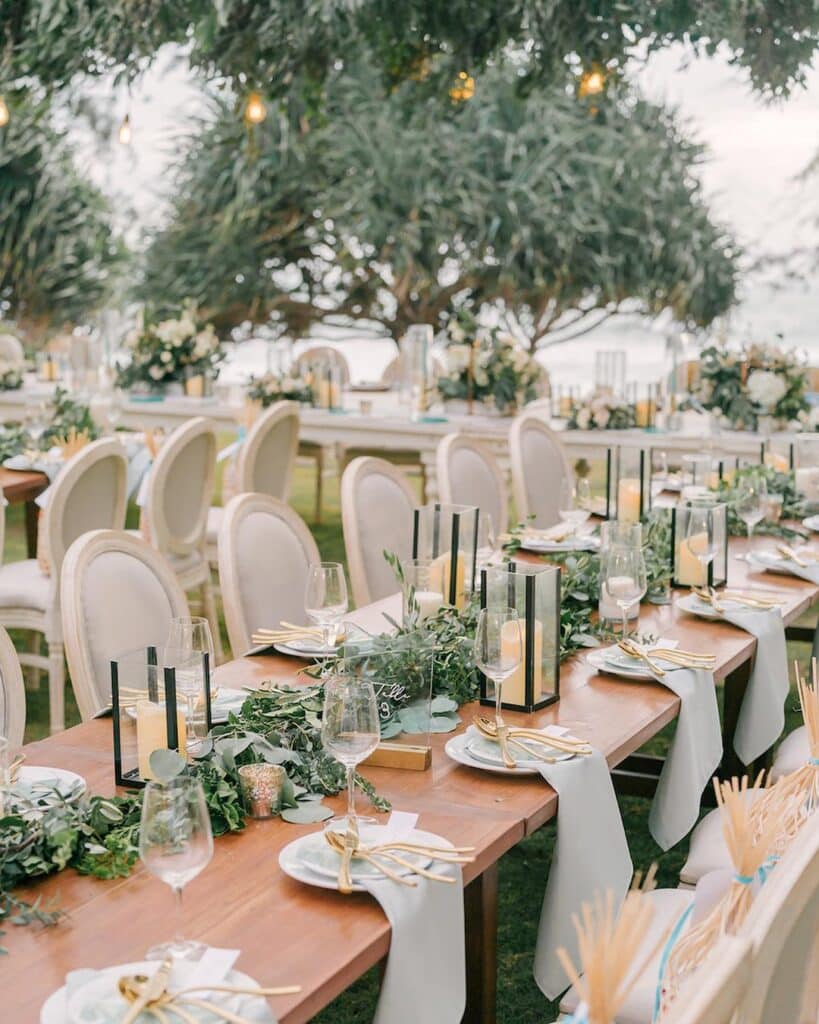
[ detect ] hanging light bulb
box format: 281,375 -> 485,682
449,71 -> 475,103
578,65 -> 607,99
244,91 -> 267,125
0,96 -> 9,128
118,114 -> 132,145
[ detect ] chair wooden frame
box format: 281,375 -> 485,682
61,529 -> 189,721
0,437 -> 127,732
143,416 -> 222,660
436,432 -> 509,535
662,934 -> 752,1024
217,492 -> 320,654
509,410 -> 572,525
207,401 -> 300,565
341,456 -> 416,607
0,623 -> 26,746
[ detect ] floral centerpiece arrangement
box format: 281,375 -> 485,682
0,359 -> 23,391
567,390 -> 636,430
694,340 -> 809,431
436,310 -> 544,415
116,301 -> 224,392
246,371 -> 313,407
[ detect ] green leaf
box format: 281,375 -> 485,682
280,802 -> 334,825
148,749 -> 186,783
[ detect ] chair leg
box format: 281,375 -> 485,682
48,641 -> 65,734
314,451 -> 324,525
28,631 -> 41,690
201,579 -> 224,665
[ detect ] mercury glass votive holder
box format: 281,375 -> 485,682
238,763 -> 286,819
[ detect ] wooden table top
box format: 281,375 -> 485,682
4,532 -> 817,1022
0,465 -> 48,503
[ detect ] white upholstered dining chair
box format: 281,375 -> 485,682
662,934 -> 752,1024
141,416 -> 221,660
509,410 -> 572,528
436,432 -> 508,535
341,456 -> 415,606
217,493 -> 320,654
0,438 -> 127,733
206,400 -> 300,565
0,624 -> 26,746
292,345 -> 351,385
0,334 -> 25,364
738,813 -> 819,1024
61,529 -> 189,720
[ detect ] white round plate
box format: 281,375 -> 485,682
803,515 -> 819,533
41,961 -> 260,1024
746,551 -> 800,575
11,766 -> 86,809
676,592 -> 767,620
273,638 -> 340,658
296,825 -> 432,883
444,730 -> 538,775
465,731 -> 574,766
586,649 -> 655,680
520,537 -> 598,554
279,827 -> 450,892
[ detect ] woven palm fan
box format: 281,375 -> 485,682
659,774 -> 799,1018
768,659 -> 819,834
556,867 -> 665,1024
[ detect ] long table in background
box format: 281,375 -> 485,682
0,384 -> 812,502
0,465 -> 49,556
4,534 -> 818,1022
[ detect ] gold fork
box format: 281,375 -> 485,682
617,640 -> 666,677
475,716 -> 592,755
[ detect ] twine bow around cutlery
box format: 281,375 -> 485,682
777,543 -> 819,567
324,829 -> 474,893
56,427 -> 91,460
8,752 -> 24,784
473,716 -> 592,766
118,961 -> 300,1024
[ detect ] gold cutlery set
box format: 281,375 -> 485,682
251,621 -> 344,648
325,826 -> 475,894
616,639 -> 715,678
473,715 -> 592,767
692,585 -> 780,612
118,958 -> 300,1024
777,543 -> 819,567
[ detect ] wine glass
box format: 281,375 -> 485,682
139,775 -> 214,961
164,617 -> 215,754
305,562 -> 349,647
576,476 -> 592,511
602,547 -> 647,638
735,474 -> 768,540
24,400 -> 47,451
686,505 -> 718,581
473,607 -> 522,718
558,478 -> 591,531
321,674 -> 380,827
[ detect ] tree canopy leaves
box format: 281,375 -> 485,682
2,0 -> 819,99
0,93 -> 124,331
139,64 -> 738,346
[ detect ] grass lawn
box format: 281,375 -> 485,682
15,462 -> 816,1023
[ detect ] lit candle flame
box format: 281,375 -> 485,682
0,97 -> 9,128
118,114 -> 132,145
578,66 -> 606,98
449,71 -> 475,103
244,91 -> 267,125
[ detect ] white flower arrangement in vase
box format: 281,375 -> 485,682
116,300 -> 224,392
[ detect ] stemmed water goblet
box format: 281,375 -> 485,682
305,562 -> 349,648
321,674 -> 380,828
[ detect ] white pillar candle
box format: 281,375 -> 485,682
414,589 -> 444,622
617,478 -> 642,523
431,551 -> 467,609
136,701 -> 187,780
501,618 -> 543,707
676,533 -> 708,587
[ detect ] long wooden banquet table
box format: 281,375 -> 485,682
0,465 -> 49,557
4,536 -> 818,1023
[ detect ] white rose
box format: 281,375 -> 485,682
446,344 -> 472,372
596,408 -> 610,429
473,368 -> 489,387
178,315 -> 196,338
160,350 -> 172,364
149,365 -> 164,380
155,319 -> 179,344
124,328 -> 140,349
449,323 -> 465,343
576,408 -> 591,429
747,369 -> 787,411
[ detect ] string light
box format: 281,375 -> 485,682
117,114 -> 132,145
449,71 -> 475,103
0,97 -> 9,128
244,91 -> 267,125
578,65 -> 607,99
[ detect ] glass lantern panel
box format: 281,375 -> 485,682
413,503 -> 479,608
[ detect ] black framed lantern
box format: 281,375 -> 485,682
479,563 -> 561,713
605,447 -> 652,522
111,646 -> 212,788
412,503 -> 479,609
670,500 -> 728,589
